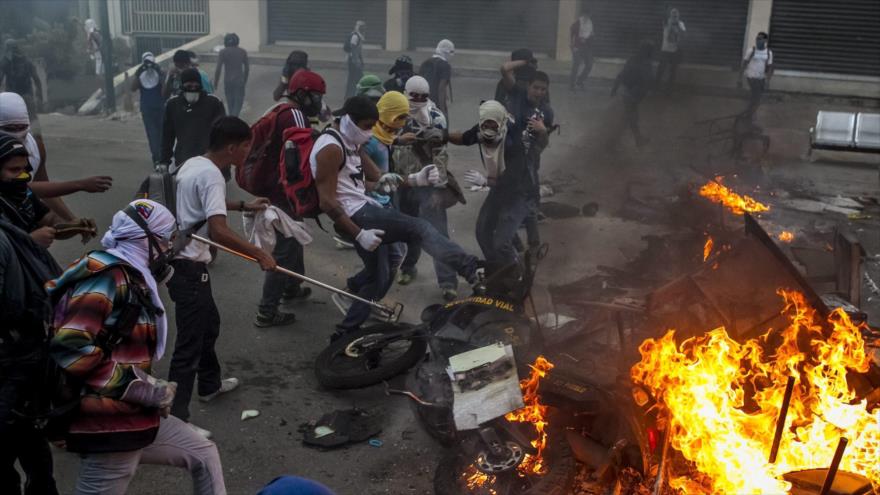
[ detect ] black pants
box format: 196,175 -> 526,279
570,44 -> 594,87
167,260 -> 222,422
259,234 -> 305,315
655,50 -> 683,90
0,357 -> 59,495
746,77 -> 766,115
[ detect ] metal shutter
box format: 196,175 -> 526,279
588,0 -> 749,67
409,0 -> 560,55
267,0 -> 386,45
769,0 -> 880,77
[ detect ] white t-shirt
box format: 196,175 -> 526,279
309,129 -> 377,217
745,47 -> 773,79
661,21 -> 686,53
174,156 -> 228,263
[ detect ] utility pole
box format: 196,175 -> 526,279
98,0 -> 116,113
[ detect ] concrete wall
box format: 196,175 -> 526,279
209,0 -> 266,52
386,0 -> 409,51
556,0 -> 578,62
743,0 -> 773,58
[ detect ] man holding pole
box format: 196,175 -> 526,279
167,116 -> 276,439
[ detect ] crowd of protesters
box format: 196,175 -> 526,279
0,4 -> 778,490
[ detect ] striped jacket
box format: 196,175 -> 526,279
46,251 -> 161,453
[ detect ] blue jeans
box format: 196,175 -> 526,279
259,234 -> 305,315
398,187 -> 458,290
141,103 -> 163,164
224,81 -> 245,117
339,203 -> 480,331
475,187 -> 536,272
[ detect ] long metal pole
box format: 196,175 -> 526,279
769,376 -> 796,464
98,0 -> 115,113
190,234 -> 395,317
819,437 -> 848,495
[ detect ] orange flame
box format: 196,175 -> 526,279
778,231 -> 795,243
699,178 -> 770,215
463,466 -> 496,494
631,290 -> 879,494
505,356 -> 555,475
703,236 -> 714,262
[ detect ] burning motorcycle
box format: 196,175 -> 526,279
315,248 -> 658,494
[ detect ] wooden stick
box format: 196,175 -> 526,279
769,376 -> 795,464
819,437 -> 849,495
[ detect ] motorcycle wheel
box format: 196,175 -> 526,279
433,427 -> 576,495
314,323 -> 427,389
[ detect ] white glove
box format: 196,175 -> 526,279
408,164 -> 440,187
355,228 -> 384,251
376,173 -> 404,194
463,169 -> 488,188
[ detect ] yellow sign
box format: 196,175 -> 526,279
444,296 -> 514,312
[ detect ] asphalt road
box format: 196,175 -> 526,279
36,60 -> 879,494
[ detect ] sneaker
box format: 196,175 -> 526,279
331,292 -> 352,317
397,270 -> 416,285
281,286 -> 312,302
198,378 -> 240,403
442,289 -> 458,302
253,311 -> 297,328
188,422 -> 213,440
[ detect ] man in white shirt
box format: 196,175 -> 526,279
167,116 -> 276,438
312,96 -> 482,338
569,10 -> 595,90
739,32 -> 774,115
656,8 -> 686,91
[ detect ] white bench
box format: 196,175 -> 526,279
809,111 -> 880,155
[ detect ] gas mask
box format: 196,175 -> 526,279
123,205 -> 176,284
296,90 -> 324,117
479,125 -> 501,144
184,91 -> 201,104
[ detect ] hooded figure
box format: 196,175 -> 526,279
384,55 -> 413,93
99,199 -> 175,359
477,100 -> 511,183
404,75 -> 436,127
0,92 -> 41,172
132,51 -> 165,164
160,69 -> 226,166
356,74 -> 386,102
418,40 -> 454,117
372,91 -> 409,146
0,40 -> 43,117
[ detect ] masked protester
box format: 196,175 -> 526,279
47,199 -> 226,494
656,8 -> 686,92
0,136 -> 61,495
389,76 -> 464,300
418,39 -> 455,118
331,91 -> 410,317
214,33 -> 249,117
83,18 -> 103,77
356,74 -> 386,103
468,62 -> 553,274
313,96 -> 482,338
494,48 -> 538,108
612,41 -> 654,147
160,68 -> 226,168
167,117 -> 276,437
252,70 -> 328,328
132,52 -> 165,164
163,50 -> 214,99
739,32 -> 774,116
383,55 -> 414,94
0,40 -> 44,132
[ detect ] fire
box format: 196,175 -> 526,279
778,231 -> 795,243
631,290 -> 880,494
703,235 -> 714,262
699,177 -> 770,215
505,356 -> 555,475
463,466 -> 496,494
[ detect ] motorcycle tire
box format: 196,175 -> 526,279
433,426 -> 576,495
314,323 -> 427,389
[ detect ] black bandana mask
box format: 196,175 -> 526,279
0,177 -> 30,204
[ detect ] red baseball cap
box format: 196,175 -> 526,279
288,69 -> 326,94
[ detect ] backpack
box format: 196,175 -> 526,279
236,103 -> 297,197
279,127 -> 344,218
343,32 -> 357,53
137,164 -> 178,216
